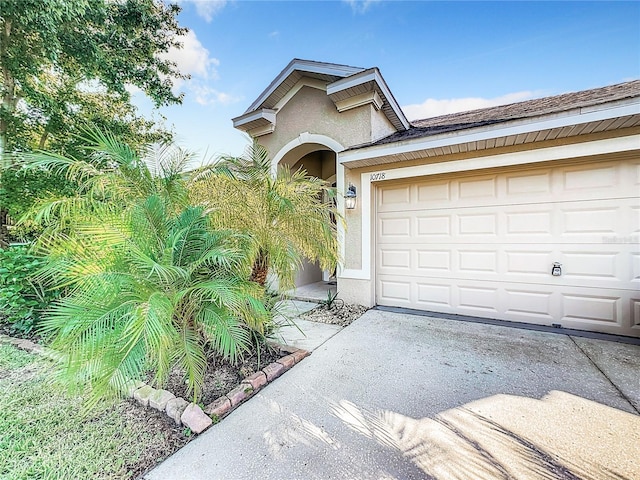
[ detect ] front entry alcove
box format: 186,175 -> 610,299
276,143 -> 337,293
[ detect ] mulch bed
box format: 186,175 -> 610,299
162,343 -> 282,406
301,303 -> 368,327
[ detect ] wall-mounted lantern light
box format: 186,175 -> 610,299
345,183 -> 357,210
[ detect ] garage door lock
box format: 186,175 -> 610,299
551,262 -> 562,276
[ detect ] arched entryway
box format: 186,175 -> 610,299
272,135 -> 343,294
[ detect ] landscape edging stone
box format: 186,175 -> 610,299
0,334 -> 309,435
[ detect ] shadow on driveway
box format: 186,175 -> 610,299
146,309 -> 640,480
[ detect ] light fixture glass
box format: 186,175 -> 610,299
345,183 -> 357,210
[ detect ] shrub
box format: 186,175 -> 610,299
189,142 -> 340,291
0,246 -> 57,335
38,199 -> 270,406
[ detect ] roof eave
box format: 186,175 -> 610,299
327,68 -> 410,131
245,59 -> 365,114
339,99 -> 640,167
232,108 -> 277,132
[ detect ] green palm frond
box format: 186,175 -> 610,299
77,128 -> 138,163
174,324 -> 207,401
20,150 -> 104,183
189,142 -> 340,290
29,129 -> 275,407
198,306 -> 250,363
38,196 -> 268,404
128,292 -> 177,387
21,126 -> 190,234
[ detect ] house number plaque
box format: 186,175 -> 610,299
370,172 -> 386,181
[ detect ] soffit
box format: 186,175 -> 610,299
340,114 -> 640,169
233,60 -> 410,137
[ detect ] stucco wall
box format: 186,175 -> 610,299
294,258 -> 323,287
370,107 -> 397,143
258,86 -> 373,158
342,168 -> 362,270
337,278 -> 374,307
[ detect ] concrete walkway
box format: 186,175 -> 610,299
269,299 -> 342,351
146,309 -> 640,480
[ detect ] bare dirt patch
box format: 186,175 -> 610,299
117,401 -> 190,479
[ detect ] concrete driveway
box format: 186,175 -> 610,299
146,309 -> 640,480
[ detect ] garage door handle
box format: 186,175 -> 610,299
551,262 -> 562,276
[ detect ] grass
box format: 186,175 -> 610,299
0,344 -> 182,480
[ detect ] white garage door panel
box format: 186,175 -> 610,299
376,158 -> 640,337
378,276 -> 635,329
379,198 -> 636,244
378,162 -> 636,213
379,243 -> 634,289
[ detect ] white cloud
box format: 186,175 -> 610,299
268,31 -> 280,38
402,91 -> 538,121
162,29 -> 219,80
191,84 -> 241,106
177,0 -> 228,22
343,0 -> 381,14
125,84 -> 142,95
156,29 -> 238,108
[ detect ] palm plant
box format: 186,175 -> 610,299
20,128 -> 191,238
189,142 -> 340,291
21,130 -> 270,406
36,196 -> 267,406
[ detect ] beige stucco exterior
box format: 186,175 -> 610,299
233,60 -> 640,336
257,85 -> 393,162
249,82 -> 400,291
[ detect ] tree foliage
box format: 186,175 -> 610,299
0,165 -> 76,241
0,0 -> 187,156
22,128 -> 192,241
0,0 -> 188,245
0,245 -> 58,335
17,70 -> 174,157
38,198 -> 267,406
190,143 -> 341,291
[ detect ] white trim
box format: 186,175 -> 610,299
327,69 -> 377,96
340,101 -> 640,164
335,91 -> 383,113
339,170 -> 371,280
274,78 -> 327,111
337,160 -> 346,275
248,123 -> 275,137
246,59 -> 364,113
338,135 -> 640,280
339,168 -> 372,280
327,68 -> 410,131
232,108 -> 276,130
271,133 -> 345,175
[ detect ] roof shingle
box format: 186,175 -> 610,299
370,80 -> 640,147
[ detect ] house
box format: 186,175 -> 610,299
233,59 -> 640,337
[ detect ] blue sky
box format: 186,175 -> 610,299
132,1 -> 640,162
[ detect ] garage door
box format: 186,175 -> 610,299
376,158 -> 640,337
